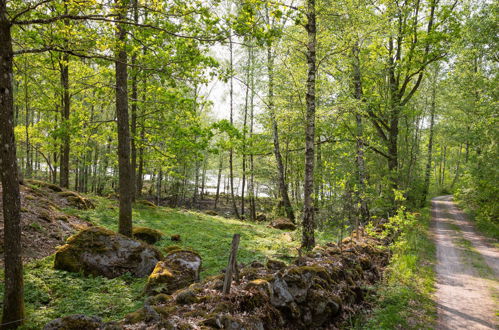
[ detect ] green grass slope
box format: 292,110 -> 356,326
1,195 -> 336,329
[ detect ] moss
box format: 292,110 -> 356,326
25,179 -> 63,192
146,293 -> 172,306
56,214 -> 69,222
58,191 -> 80,198
39,210 -> 53,222
136,200 -> 157,208
286,266 -> 332,283
153,305 -> 177,318
133,226 -> 163,244
125,308 -> 146,324
266,259 -> 287,270
164,245 -> 182,254
205,210 -> 218,216
166,248 -> 201,259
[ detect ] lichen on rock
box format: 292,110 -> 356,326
132,226 -> 163,244
145,249 -> 202,295
54,226 -> 163,278
270,217 -> 297,231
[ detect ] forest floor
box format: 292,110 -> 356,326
432,195 -> 499,329
0,183 -> 338,328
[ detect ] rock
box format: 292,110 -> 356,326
255,213 -> 267,222
250,260 -> 265,268
270,217 -> 296,231
132,226 -> 163,244
136,199 -> 157,207
145,249 -> 202,295
175,289 -> 198,305
205,210 -> 218,216
266,259 -> 287,271
44,314 -> 103,330
58,191 -> 95,210
170,234 -> 181,241
54,227 -> 163,278
26,179 -> 63,192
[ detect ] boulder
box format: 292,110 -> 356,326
266,259 -> 287,271
136,199 -> 157,207
270,217 -> 296,231
44,314 -> 103,330
145,249 -> 202,295
54,227 -> 163,278
132,226 -> 163,244
255,213 -> 267,222
205,210 -> 218,216
58,191 -> 95,210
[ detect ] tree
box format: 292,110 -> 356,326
302,0 -> 317,249
0,1 -> 24,326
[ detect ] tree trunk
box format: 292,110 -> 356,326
59,8 -> 70,188
228,35 -> 240,219
214,154 -> 223,209
302,0 -> 317,250
248,46 -> 256,221
130,0 -> 138,202
0,7 -> 25,327
421,68 -> 437,206
267,44 -> 295,223
351,45 -> 370,228
115,0 -> 133,237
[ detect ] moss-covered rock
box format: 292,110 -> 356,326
270,217 -> 296,231
26,179 -> 63,192
266,259 -> 287,271
43,314 -> 103,330
54,227 -> 163,278
136,199 -> 157,207
145,250 -> 202,295
204,210 -> 218,216
175,289 -> 198,305
132,226 -> 163,244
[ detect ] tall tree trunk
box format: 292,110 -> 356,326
228,35 -> 241,219
130,0 -> 138,202
248,46 -> 256,221
267,44 -> 295,223
115,0 -> 133,237
0,7 -> 25,328
23,57 -> 32,179
59,4 -> 70,188
421,68 -> 437,206
241,48 -> 252,217
302,0 -> 317,250
351,45 -> 369,228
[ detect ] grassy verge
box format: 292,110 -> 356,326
358,207 -> 437,329
2,195 -> 337,329
453,194 -> 499,242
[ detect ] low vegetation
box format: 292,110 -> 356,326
0,196 -> 336,329
358,208 -> 437,329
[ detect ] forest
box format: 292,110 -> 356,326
0,0 -> 497,329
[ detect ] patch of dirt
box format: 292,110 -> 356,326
432,195 -> 499,330
0,181 -> 91,265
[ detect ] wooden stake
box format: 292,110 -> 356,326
223,234 -> 240,295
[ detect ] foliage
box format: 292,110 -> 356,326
360,207 -> 436,329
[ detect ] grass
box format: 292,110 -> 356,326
357,207 -> 437,329
1,194 -> 337,329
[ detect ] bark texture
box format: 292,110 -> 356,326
115,0 -> 133,237
302,0 -> 317,250
0,4 -> 25,327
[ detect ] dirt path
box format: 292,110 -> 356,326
433,195 -> 498,329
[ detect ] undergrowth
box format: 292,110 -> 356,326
357,207 -> 437,329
